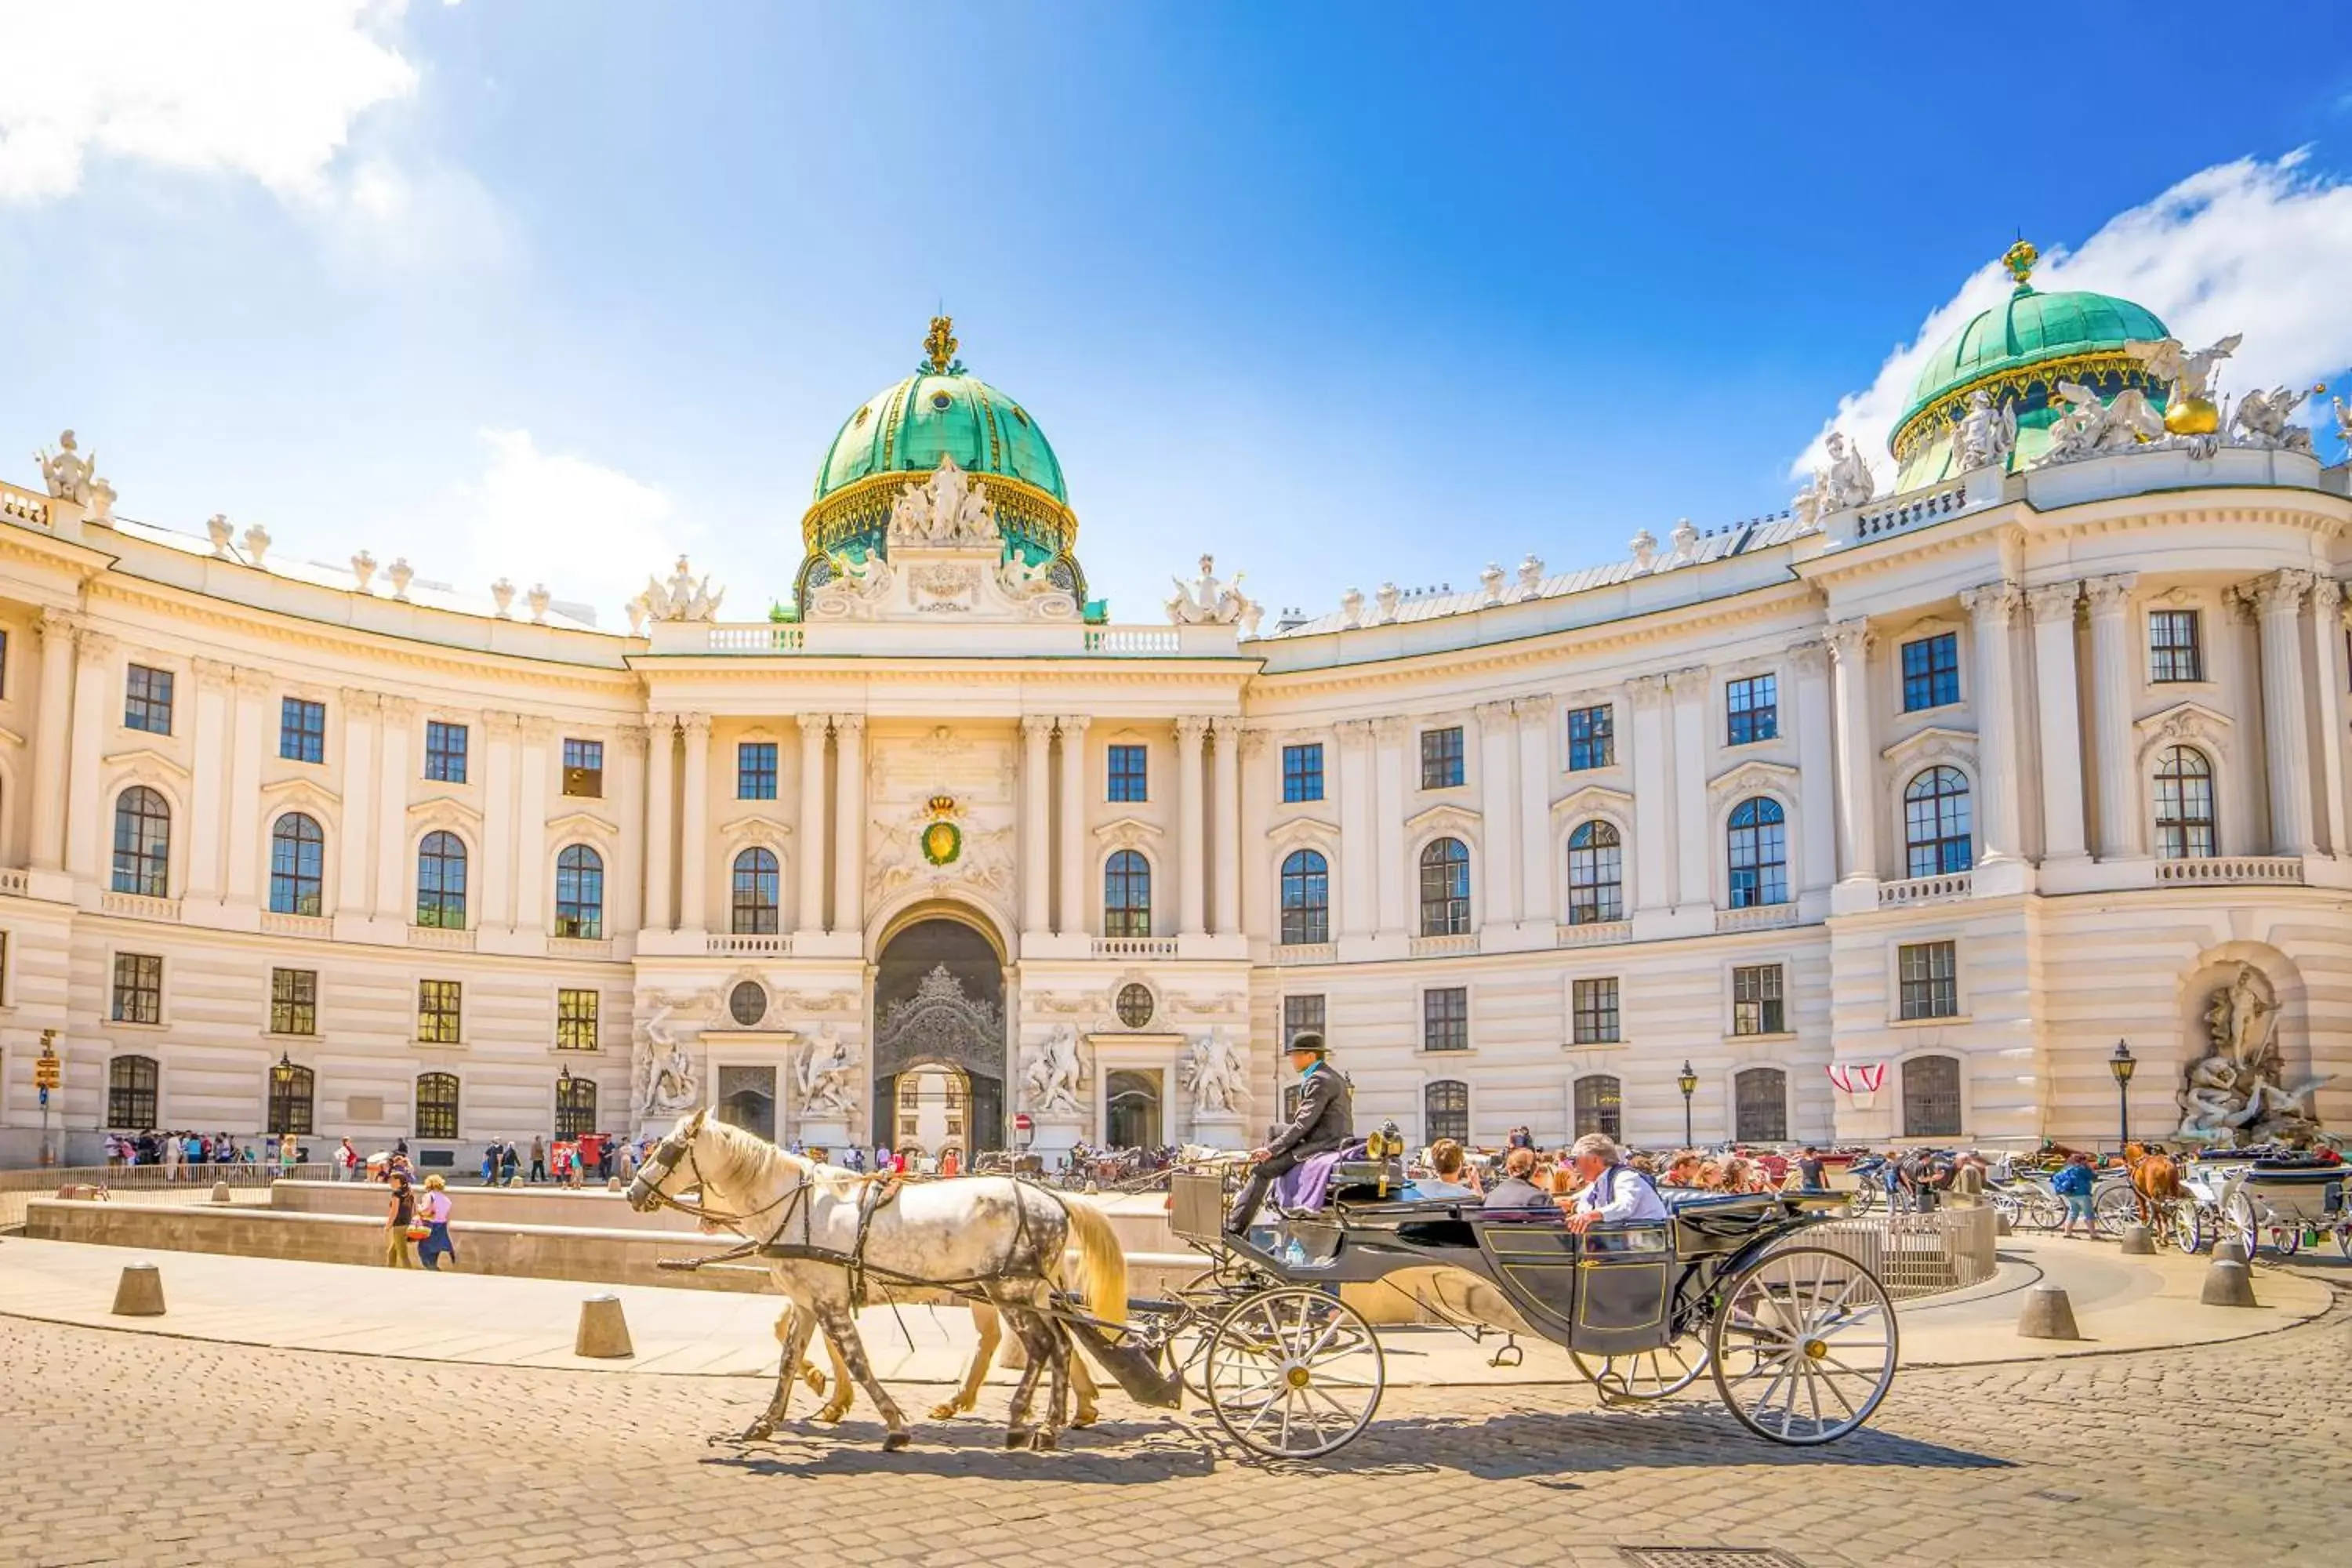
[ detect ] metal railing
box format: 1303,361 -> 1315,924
0,1161 -> 340,1232
1787,1204 -> 1998,1300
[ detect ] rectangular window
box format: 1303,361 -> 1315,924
1282,742 -> 1324,803
1566,704 -> 1613,771
270,968 -> 318,1036
2149,609 -> 2203,684
1571,978 -> 1620,1044
124,663 -> 175,735
111,953 -> 163,1025
1421,986 -> 1469,1052
737,741 -> 779,800
280,696 -> 326,763
1900,633 -> 1962,712
417,978 -> 463,1044
1731,964 -> 1785,1036
556,988 -> 600,1051
1283,994 -> 1326,1045
1726,674 -> 1778,744
423,720 -> 468,783
1420,725 -> 1465,789
1107,744 -> 1148,803
562,737 -> 604,798
1898,941 -> 1960,1021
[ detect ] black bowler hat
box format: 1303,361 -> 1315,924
1285,1033 -> 1328,1057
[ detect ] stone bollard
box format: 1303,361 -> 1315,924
2212,1237 -> 2249,1266
2016,1283 -> 2080,1340
575,1294 -> 634,1358
607,1176 -> 622,1192
1994,1210 -> 2014,1237
2118,1223 -> 2156,1255
111,1262 -> 166,1317
2200,1250 -> 2259,1308
211,1181 -> 233,1204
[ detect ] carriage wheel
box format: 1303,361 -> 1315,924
1708,1245 -> 1896,1446
2170,1199 -> 2207,1256
1843,1185 -> 1879,1218
1570,1334 -> 1709,1403
2269,1225 -> 2303,1258
2228,1193 -> 2259,1258
2026,1192 -> 2067,1232
2334,1223 -> 2352,1262
2092,1186 -> 2137,1236
1201,1287 -> 1384,1460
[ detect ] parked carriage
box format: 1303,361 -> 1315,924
2183,1151 -> 2351,1259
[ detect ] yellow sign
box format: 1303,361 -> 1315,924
34,1055 -> 61,1090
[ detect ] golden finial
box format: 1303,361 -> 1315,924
923,314 -> 958,375
2002,238 -> 2038,292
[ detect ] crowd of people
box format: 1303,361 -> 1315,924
102,1130 -> 309,1174
1406,1136 -> 1840,1204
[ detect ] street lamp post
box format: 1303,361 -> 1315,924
2108,1040 -> 2136,1152
1677,1060 -> 1699,1148
36,1031 -> 60,1168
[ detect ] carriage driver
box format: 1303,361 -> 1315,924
1224,1033 -> 1354,1234
1563,1133 -> 1670,1234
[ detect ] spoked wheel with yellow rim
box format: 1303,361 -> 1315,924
1708,1244 -> 1897,1446
1201,1287 -> 1385,1459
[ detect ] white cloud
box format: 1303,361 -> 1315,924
1798,151 -> 2352,479
0,0 -> 419,202
451,430 -> 699,620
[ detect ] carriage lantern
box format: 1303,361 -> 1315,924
270,1051 -> 296,1089
1676,1061 -> 1699,1147
2108,1040 -> 2136,1150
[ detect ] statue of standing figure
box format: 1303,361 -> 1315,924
794,1025 -> 860,1120
1181,1028 -> 1248,1117
636,1005 -> 701,1116
1022,1025 -> 1083,1115
2176,963 -> 2331,1147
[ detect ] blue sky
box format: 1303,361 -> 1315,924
6,1 -> 2352,626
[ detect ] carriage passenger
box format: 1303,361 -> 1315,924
1481,1147 -> 1557,1214
1563,1134 -> 1669,1235
1411,1138 -> 1479,1201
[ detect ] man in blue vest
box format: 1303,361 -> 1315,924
1225,1033 -> 1353,1234
1563,1133 -> 1669,1234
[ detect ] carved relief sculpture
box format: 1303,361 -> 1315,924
1021,1024 -> 1085,1115
1181,1028 -> 1248,1117
635,1004 -> 702,1116
2176,962 -> 2332,1147
794,1024 -> 860,1120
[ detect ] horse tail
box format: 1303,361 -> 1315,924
1052,1193 -> 1128,1327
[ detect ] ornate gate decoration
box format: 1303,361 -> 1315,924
873,964 -> 1006,1150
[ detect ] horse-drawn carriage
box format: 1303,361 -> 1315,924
2183,1150 -> 2350,1259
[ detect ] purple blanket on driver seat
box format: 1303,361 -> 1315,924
1271,1142 -> 1366,1213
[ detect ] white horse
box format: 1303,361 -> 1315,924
626,1109 -> 1125,1450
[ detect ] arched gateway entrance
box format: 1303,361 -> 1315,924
871,916 -> 1007,1152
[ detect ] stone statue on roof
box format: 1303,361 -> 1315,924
1167,554 -> 1252,625
642,555 -> 724,622
2230,385 -> 2314,453
1955,388 -> 2017,470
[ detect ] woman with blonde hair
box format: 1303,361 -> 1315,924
416,1174 -> 457,1271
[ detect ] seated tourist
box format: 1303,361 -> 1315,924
1662,1152 -> 1704,1187
1563,1133 -> 1671,1234
1412,1138 -> 1479,1200
1481,1147 -> 1558,1214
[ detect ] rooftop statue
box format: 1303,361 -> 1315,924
1955,388 -> 2017,470
641,554 -> 724,622
35,429 -> 115,521
2334,394 -> 2352,449
2042,381 -> 2166,463
1792,431 -> 1875,523
888,454 -> 999,547
1166,553 -> 1253,626
2230,384 -> 2315,453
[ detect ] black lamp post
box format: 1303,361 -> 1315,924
2108,1040 -> 2136,1151
1677,1060 -> 1699,1148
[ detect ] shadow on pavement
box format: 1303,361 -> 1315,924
700,1416 -> 1218,1484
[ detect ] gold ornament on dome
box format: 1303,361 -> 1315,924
924,314 -> 959,375
2163,396 -> 2220,437
2002,238 -> 2038,289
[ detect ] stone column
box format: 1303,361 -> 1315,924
2027,582 -> 2088,862
677,712 -> 712,934
2309,578 -> 2348,856
642,715 -> 675,934
1210,715 -> 1242,935
373,698 -> 416,922
1021,716 -> 1054,935
187,659 -> 236,906
797,713 -> 830,935
60,627 -> 114,883
1335,720 -> 1376,940
831,713 -> 865,934
221,669 -> 270,906
1668,667 -> 1710,909
1515,696 -> 1555,927
1958,581 -> 2024,863
1237,727 -> 1271,939
29,609 -> 78,872
1475,701 -> 1520,925
334,688 -> 379,916
1372,716 -> 1408,937
1173,716 -> 1209,937
1628,674 -> 1673,912
2249,570 -> 2317,855
513,717 -> 552,936
2084,573 -> 2141,859
1789,642 -> 1836,897
1055,715 -> 1091,935
481,712 -> 519,931
1828,619 -> 1878,884
614,725 -> 648,938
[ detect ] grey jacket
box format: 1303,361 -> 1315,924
1269,1063 -> 1353,1160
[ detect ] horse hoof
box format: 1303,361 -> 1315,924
927,1403 -> 960,1421
1004,1430 -> 1032,1450
1072,1410 -> 1099,1429
881,1432 -> 912,1453
739,1421 -> 775,1443
814,1403 -> 848,1425
1030,1430 -> 1058,1452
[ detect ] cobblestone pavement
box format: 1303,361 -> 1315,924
2,1272 -> 2347,1568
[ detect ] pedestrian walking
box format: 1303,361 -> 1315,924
416,1175 -> 456,1271
529,1135 -> 547,1184
339,1137 -> 361,1181
2053,1152 -> 2098,1238
500,1141 -> 521,1187
616,1139 -> 639,1181
278,1131 -> 298,1175
385,1171 -> 418,1269
1795,1145 -> 1827,1192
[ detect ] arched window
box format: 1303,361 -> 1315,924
555,844 -> 605,938
1279,849 -> 1329,946
556,1076 -> 598,1140
1900,1054 -> 1962,1138
1726,797 -> 1788,909
415,831 -> 468,928
1425,1080 -> 1469,1145
268,813 -> 325,916
1104,850 -> 1152,938
731,848 -> 779,935
1573,1074 -> 1621,1139
107,1054 -> 158,1129
415,1072 -> 460,1140
1902,767 -> 1973,878
111,786 -> 171,897
267,1062 -> 316,1137
2154,746 -> 2216,859
1417,837 -> 1471,936
1733,1067 -> 1788,1143
1565,820 -> 1624,924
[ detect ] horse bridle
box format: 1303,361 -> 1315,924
629,1126 -> 804,1236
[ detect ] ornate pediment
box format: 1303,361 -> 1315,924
1878,725 -> 1975,771
2136,700 -> 2235,760
406,793 -> 484,833
808,456 -> 1077,624
547,809 -> 619,847
1707,758 -> 1801,808
259,773 -> 341,815
1266,814 -> 1340,852
1404,801 -> 1482,837
718,814 -> 791,851
1091,815 -> 1166,852
1550,783 -> 1635,822
103,746 -> 191,786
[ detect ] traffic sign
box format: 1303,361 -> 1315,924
1014,1112 -> 1033,1133
34,1055 -> 61,1091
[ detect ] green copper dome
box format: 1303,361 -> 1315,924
811,318 -> 1066,505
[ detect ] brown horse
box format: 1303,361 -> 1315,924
2123,1142 -> 2184,1223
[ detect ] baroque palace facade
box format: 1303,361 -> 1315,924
2,263 -> 2347,1167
